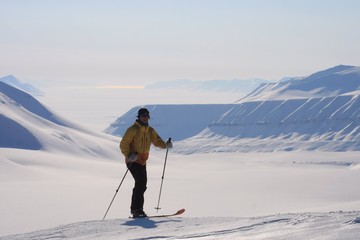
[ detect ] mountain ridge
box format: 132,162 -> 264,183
236,65 -> 360,102
0,75 -> 43,96
106,65 -> 360,153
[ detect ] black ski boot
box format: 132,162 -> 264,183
131,209 -> 147,218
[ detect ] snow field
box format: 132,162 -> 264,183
1,149 -> 360,238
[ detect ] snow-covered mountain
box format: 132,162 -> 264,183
237,65 -> 360,102
0,81 -> 119,157
0,75 -> 43,97
176,95 -> 360,153
106,65 -> 360,153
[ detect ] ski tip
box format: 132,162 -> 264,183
176,208 -> 185,215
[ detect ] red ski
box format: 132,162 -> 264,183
148,208 -> 185,218
130,208 -> 185,219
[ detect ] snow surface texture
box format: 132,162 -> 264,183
1,65 -> 360,239
3,212 -> 360,240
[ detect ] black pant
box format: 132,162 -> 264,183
128,163 -> 147,211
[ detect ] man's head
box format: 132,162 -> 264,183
137,108 -> 150,122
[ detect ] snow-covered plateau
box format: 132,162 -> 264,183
1,65 -> 360,239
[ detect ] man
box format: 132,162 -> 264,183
120,107 -> 173,218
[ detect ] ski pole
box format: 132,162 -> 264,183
102,164 -> 131,220
155,138 -> 171,212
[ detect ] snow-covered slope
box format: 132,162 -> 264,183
3,211 -> 360,240
2,149 -> 360,237
176,95 -> 360,153
0,81 -> 73,127
237,65 -> 360,102
0,81 -> 119,157
0,75 -> 43,96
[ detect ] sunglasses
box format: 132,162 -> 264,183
140,114 -> 150,118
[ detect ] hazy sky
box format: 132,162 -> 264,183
1,0 -> 359,85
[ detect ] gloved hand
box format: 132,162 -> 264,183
128,153 -> 138,162
166,138 -> 173,149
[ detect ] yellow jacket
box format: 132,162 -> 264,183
120,121 -> 167,165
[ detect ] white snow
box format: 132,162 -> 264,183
1,66 -> 360,239
1,149 -> 360,239
3,212 -> 360,239
237,65 -> 360,102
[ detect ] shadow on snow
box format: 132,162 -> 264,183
122,218 -> 181,229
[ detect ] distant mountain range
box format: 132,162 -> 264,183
145,78 -> 272,95
2,65 -> 360,153
107,65 -> 360,153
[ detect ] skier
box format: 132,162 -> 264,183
120,107 -> 173,218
